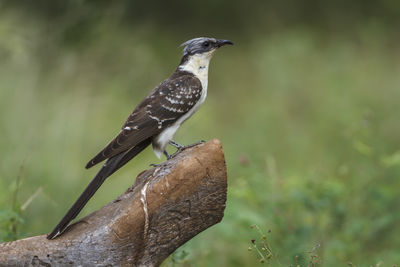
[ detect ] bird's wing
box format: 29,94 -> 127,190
85,74 -> 202,168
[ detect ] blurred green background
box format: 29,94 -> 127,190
1,0 -> 400,266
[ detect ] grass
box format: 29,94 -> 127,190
1,10 -> 400,266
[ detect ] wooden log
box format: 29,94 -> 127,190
0,139 -> 227,267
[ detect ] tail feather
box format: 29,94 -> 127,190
47,139 -> 151,239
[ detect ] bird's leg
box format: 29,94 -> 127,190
152,140 -> 207,166
168,140 -> 206,158
163,150 -> 172,160
169,140 -> 184,149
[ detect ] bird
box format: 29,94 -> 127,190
47,37 -> 233,239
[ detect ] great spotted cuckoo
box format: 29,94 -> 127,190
47,37 -> 233,239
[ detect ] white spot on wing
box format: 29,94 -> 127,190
162,104 -> 177,112
166,96 -> 179,104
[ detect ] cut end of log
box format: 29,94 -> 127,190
0,139 -> 228,267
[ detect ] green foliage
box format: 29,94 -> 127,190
248,225 -> 281,265
0,176 -> 24,242
248,225 -> 322,266
162,250 -> 190,267
1,2 -> 400,266
0,209 -> 23,243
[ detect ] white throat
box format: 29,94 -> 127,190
178,51 -> 215,89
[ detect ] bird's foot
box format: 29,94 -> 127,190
183,140 -> 206,149
149,163 -> 160,167
168,140 -> 206,159
150,150 -> 172,167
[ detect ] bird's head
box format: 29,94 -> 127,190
179,37 -> 233,68
181,37 -> 233,56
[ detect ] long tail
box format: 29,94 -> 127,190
47,139 -> 151,239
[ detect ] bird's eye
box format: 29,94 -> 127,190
202,41 -> 210,47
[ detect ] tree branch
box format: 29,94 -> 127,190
0,139 -> 227,267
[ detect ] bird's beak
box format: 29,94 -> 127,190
216,39 -> 234,48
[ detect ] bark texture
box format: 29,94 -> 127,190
0,139 -> 227,267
